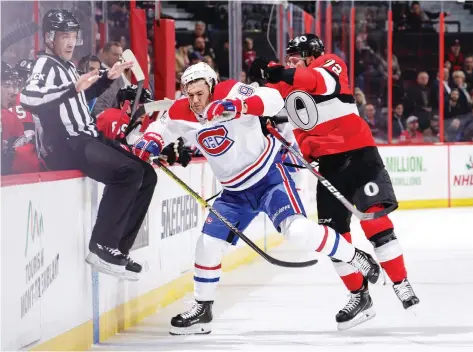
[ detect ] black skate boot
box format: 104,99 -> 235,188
120,254 -> 142,281
348,249 -> 384,285
86,242 -> 127,278
336,280 -> 376,331
393,278 -> 420,310
170,301 -> 213,335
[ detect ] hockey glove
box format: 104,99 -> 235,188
249,58 -> 286,84
160,138 -> 192,167
204,98 -> 244,122
132,132 -> 164,162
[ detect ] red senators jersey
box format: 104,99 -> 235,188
10,93 -> 35,138
96,107 -> 130,140
267,54 -> 375,159
1,108 -> 41,173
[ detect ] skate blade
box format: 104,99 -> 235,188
86,253 -> 126,278
119,271 -> 141,282
169,323 -> 212,336
405,302 -> 420,317
337,308 -> 376,331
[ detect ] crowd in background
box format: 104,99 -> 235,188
2,0 -> 473,176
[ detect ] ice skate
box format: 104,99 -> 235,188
86,242 -> 127,278
348,249 -> 385,285
170,301 -> 213,335
336,280 -> 376,331
393,278 -> 420,311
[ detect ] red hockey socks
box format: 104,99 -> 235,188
360,205 -> 407,283
331,232 -> 364,292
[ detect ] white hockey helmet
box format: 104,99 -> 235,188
181,62 -> 218,95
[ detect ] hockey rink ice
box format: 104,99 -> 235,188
91,207 -> 473,351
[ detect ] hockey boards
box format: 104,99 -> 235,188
151,157 -> 318,268
266,124 -> 396,221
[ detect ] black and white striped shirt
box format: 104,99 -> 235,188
20,53 -> 113,140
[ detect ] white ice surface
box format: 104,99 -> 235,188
91,207 -> 473,352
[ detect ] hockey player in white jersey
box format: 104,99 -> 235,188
132,62 -> 382,335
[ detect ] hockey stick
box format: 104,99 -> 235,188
122,49 -> 145,136
1,22 -> 39,55
267,124 -> 396,221
151,157 -> 318,268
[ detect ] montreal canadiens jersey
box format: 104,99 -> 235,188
267,54 -> 375,159
145,80 -> 284,191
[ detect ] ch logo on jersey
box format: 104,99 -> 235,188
238,84 -> 254,97
197,126 -> 234,156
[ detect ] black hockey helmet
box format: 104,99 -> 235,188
15,59 -> 35,84
1,61 -> 19,86
116,85 -> 152,107
42,9 -> 83,46
286,33 -> 325,60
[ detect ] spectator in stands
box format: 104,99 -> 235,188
189,51 -> 204,65
78,55 -> 101,74
399,116 -> 424,143
431,67 -> 452,110
243,38 -> 256,73
176,44 -> 191,74
462,117 -> 473,141
392,103 -> 406,140
100,41 -> 123,70
452,70 -> 472,108
377,47 -> 401,82
94,41 -> 127,116
423,115 -> 440,142
406,1 -> 447,32
445,117 -> 462,142
108,1 -> 129,29
354,37 -> 367,90
119,35 -> 127,50
405,71 -> 433,129
463,55 -> 473,91
363,104 -> 387,142
193,36 -> 215,61
203,55 -> 217,73
354,87 -> 366,117
446,39 -> 464,72
78,55 -> 102,111
194,21 -> 213,49
445,88 -> 470,119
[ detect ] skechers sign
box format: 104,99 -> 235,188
161,195 -> 199,239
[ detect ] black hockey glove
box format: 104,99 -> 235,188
249,58 -> 287,84
176,138 -> 192,167
161,138 -> 192,167
259,116 -> 277,136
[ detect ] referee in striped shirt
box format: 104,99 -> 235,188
20,9 -> 157,281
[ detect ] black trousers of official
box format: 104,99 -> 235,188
44,134 -> 157,254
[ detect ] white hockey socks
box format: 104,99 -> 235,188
280,215 -> 356,262
194,234 -> 230,302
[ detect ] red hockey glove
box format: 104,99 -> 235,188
204,98 -> 244,122
132,132 -> 165,161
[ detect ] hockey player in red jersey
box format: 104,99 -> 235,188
1,62 -> 40,174
12,59 -> 36,139
96,85 -> 192,167
96,85 -> 152,143
250,34 -> 419,330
